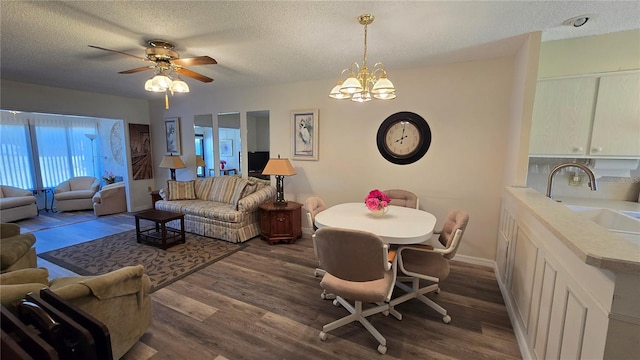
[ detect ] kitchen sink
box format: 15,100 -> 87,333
565,205 -> 640,236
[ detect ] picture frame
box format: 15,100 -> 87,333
128,124 -> 153,180
291,109 -> 319,161
220,139 -> 233,157
164,117 -> 181,155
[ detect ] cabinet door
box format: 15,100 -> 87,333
590,73 -> 640,157
509,227 -> 539,331
530,77 -> 598,156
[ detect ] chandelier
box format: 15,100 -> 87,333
329,14 -> 396,102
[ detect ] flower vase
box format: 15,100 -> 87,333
370,207 -> 388,217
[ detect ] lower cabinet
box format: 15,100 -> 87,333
497,199 -> 612,359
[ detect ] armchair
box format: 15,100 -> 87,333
0,265 -> 152,360
0,185 -> 38,222
54,176 -> 100,212
93,182 -> 127,216
0,223 -> 37,274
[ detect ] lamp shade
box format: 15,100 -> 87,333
159,155 -> 186,169
262,157 -> 297,176
196,155 -> 206,167
85,134 -> 97,140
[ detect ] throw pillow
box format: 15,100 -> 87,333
167,180 -> 197,201
207,176 -> 238,203
229,178 -> 251,207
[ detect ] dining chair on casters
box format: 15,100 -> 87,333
390,210 -> 469,324
304,197 -> 335,300
314,227 -> 397,354
383,189 -> 419,209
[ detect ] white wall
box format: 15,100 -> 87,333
1,80 -> 153,211
149,55 -> 526,262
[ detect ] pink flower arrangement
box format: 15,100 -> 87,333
365,189 -> 391,211
220,160 -> 227,169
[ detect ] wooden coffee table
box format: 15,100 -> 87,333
134,209 -> 185,249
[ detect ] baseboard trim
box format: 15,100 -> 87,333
453,254 -> 495,268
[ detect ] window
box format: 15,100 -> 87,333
0,110 -> 98,189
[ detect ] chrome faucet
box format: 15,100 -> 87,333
546,162 -> 597,199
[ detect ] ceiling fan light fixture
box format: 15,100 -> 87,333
151,73 -> 172,90
170,78 -> 190,93
145,78 -> 163,92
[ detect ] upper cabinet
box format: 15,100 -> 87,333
590,73 -> 640,156
530,72 -> 640,158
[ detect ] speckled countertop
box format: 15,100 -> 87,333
505,187 -> 640,274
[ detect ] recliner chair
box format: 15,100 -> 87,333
0,223 -> 37,274
0,265 -> 152,360
54,176 -> 100,212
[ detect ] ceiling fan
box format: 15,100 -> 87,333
89,39 -> 217,84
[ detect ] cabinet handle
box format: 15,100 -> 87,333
572,146 -> 584,152
277,217 -> 285,222
592,146 -> 603,153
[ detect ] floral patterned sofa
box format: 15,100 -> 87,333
155,176 -> 275,243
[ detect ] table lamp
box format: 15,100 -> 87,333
159,154 -> 186,180
196,155 -> 206,168
262,155 -> 297,206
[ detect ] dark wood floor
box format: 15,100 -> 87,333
17,213 -> 522,360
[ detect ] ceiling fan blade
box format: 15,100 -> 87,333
118,66 -> 154,74
175,68 -> 214,83
88,45 -> 150,62
172,56 -> 217,67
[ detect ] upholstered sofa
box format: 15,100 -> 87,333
155,176 -> 276,243
0,265 -> 152,360
93,182 -> 127,216
0,185 -> 38,222
54,176 -> 100,212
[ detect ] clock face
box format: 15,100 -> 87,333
384,121 -> 421,157
376,112 -> 431,165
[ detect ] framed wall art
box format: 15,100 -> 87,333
164,117 -> 181,155
128,123 -> 153,180
220,139 -> 233,157
291,109 -> 318,161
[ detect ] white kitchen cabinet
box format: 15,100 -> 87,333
530,71 -> 640,158
530,77 -> 597,156
496,197 -> 612,359
590,73 -> 640,157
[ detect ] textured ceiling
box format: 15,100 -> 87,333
1,1 -> 639,100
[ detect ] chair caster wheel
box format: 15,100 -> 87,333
319,332 -> 327,341
332,299 -> 340,307
325,293 -> 336,300
443,315 -> 451,324
435,288 -> 441,294
321,292 -> 326,299
377,344 -> 387,354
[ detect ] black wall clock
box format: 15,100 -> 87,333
376,111 -> 432,165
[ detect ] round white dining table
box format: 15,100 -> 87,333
314,202 -> 437,244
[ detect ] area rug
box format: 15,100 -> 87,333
39,230 -> 247,292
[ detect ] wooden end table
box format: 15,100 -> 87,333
258,201 -> 302,245
134,209 -> 185,249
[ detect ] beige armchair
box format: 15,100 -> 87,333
54,176 -> 100,212
0,265 -> 152,360
0,223 -> 37,274
93,182 -> 127,216
0,185 -> 38,222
